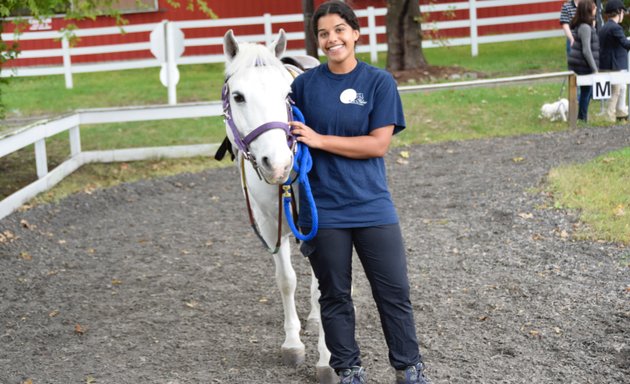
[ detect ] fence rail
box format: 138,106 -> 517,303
2,0 -> 563,87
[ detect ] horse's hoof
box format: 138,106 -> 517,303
316,366 -> 336,384
281,346 -> 305,367
305,317 -> 320,334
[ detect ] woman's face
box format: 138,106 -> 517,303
316,13 -> 360,67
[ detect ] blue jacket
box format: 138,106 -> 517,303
598,19 -> 630,71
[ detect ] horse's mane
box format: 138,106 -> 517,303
225,42 -> 285,79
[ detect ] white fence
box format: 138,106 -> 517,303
0,102 -> 222,220
2,0 -> 563,89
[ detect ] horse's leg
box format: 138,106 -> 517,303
272,239 -> 305,366
308,270 -> 335,384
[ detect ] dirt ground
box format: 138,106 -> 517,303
1,125 -> 629,384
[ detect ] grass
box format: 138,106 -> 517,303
547,148 -> 630,244
1,36 -> 629,243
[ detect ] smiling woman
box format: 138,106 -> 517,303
289,1 -> 431,383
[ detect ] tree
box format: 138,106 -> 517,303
385,0 -> 428,72
0,0 -> 215,119
301,0 -> 318,58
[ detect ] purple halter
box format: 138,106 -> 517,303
221,82 -> 296,169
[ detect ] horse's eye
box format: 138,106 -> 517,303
233,92 -> 245,103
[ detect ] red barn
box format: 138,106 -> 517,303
2,0 -> 565,68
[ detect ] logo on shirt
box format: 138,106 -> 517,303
339,88 -> 367,106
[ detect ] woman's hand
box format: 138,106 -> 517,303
289,121 -> 325,149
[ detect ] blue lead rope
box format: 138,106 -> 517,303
283,106 -> 318,241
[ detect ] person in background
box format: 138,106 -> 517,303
568,0 -> 600,121
561,0 -> 581,59
289,1 -> 430,383
598,0 -> 630,121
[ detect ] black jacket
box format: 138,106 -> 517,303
598,19 -> 630,71
568,23 -> 600,75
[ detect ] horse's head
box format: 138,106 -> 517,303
222,29 -> 295,184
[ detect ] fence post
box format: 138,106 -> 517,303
61,35 -> 73,89
34,139 -> 48,179
367,6 -> 378,64
166,21 -> 177,105
69,126 -> 82,157
469,0 -> 479,57
569,73 -> 578,129
264,13 -> 273,46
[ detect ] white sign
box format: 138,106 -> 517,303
592,75 -> 611,100
159,63 -> 180,87
29,18 -> 52,31
150,22 -> 185,63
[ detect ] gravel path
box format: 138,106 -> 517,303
1,126 -> 629,384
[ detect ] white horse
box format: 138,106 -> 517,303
220,29 -> 335,383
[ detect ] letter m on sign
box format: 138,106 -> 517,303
593,75 -> 611,99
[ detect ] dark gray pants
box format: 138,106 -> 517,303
300,224 -> 421,371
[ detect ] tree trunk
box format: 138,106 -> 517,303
386,0 -> 427,71
302,0 -> 318,58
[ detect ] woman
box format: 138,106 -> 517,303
567,0 -> 599,121
289,1 -> 430,383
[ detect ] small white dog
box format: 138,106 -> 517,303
540,98 -> 569,122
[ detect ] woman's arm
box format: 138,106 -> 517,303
289,121 -> 394,159
579,25 -> 598,73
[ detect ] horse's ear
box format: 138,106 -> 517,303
224,29 -> 239,61
270,29 -> 287,59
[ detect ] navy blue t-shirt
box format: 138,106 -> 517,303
291,61 -> 405,228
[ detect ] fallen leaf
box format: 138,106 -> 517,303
560,230 -> 569,238
185,300 -> 199,308
518,212 -> 533,219
49,310 -> 60,318
532,233 -> 544,241
613,204 -> 625,217
86,375 -> 96,384
396,158 -> 409,165
111,279 -> 123,286
529,329 -> 541,337
512,157 -> 525,163
21,379 -> 33,384
74,324 -> 87,335
83,184 -> 97,195
19,252 -> 32,261
399,151 -> 410,159
0,230 -> 16,243
20,219 -> 35,230
478,315 -> 488,321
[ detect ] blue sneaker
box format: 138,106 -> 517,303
395,362 -> 430,384
338,366 -> 367,384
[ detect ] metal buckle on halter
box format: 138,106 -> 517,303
282,185 -> 292,198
